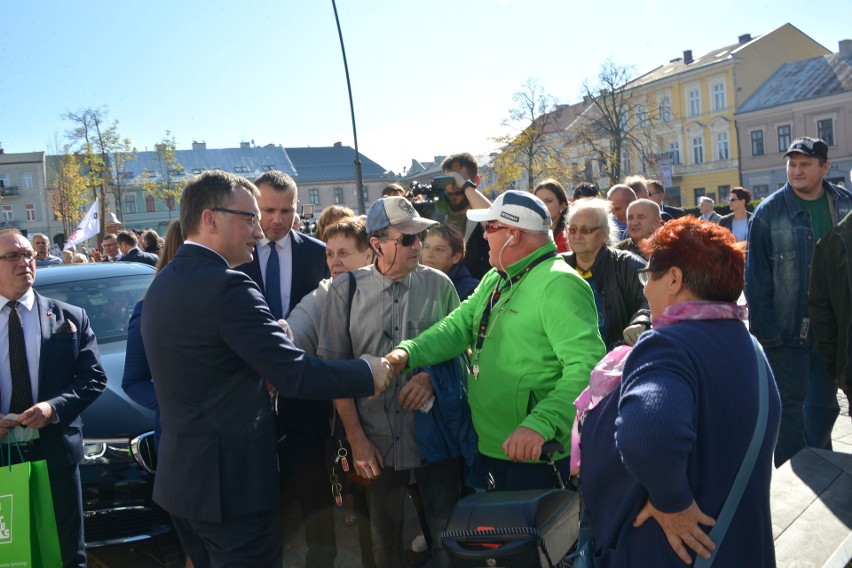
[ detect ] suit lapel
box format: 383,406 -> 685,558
35,293 -> 56,380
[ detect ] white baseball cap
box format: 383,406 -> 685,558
467,191 -> 551,232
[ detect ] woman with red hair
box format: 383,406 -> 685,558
579,217 -> 781,567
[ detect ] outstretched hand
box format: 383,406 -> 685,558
633,499 -> 716,565
385,348 -> 408,375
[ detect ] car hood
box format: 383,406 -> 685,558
80,340 -> 157,439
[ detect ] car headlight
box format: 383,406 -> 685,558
82,438 -> 135,465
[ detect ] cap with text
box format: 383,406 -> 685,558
366,196 -> 438,234
467,190 -> 551,232
783,137 -> 828,161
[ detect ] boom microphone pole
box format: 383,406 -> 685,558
331,0 -> 365,214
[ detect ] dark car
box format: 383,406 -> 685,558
33,262 -> 172,549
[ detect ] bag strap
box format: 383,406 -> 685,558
346,271 -> 356,359
2,428 -> 25,470
695,335 -> 769,568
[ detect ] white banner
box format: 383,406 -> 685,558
659,164 -> 673,189
65,198 -> 100,250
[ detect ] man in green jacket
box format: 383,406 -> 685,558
389,191 -> 605,489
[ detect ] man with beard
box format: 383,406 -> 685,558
440,153 -> 493,279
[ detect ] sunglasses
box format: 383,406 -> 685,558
567,225 -> 602,236
485,222 -> 511,234
378,233 -> 421,247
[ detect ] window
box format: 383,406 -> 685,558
777,125 -> 791,153
716,132 -> 729,161
817,118 -> 834,146
659,96 -> 672,123
668,141 -> 680,164
334,188 -> 344,205
751,130 -> 764,156
618,109 -> 628,131
718,185 -> 731,202
692,136 -> 704,164
688,88 -> 701,116
21,172 -> 33,189
124,194 -> 137,214
25,203 -> 36,222
712,83 -> 726,111
621,150 -> 632,175
309,188 -> 320,206
191,168 -> 203,175
361,186 -> 369,203
694,188 -> 706,201
0,174 -> 9,189
121,171 -> 134,179
752,184 -> 770,198
2,205 -> 12,221
145,194 -> 156,212
261,164 -> 274,171
636,104 -> 648,128
234,165 -> 250,173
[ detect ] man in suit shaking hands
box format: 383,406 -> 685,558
141,170 -> 391,568
0,229 -> 108,567
236,170 -> 337,567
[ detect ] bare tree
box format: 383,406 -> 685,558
574,59 -> 657,187
492,79 -> 573,191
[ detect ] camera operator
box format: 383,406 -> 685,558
440,152 -> 492,279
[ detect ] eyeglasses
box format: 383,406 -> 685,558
485,222 -> 511,234
567,225 -> 602,236
729,197 -> 741,202
212,207 -> 260,226
637,266 -> 665,286
378,233 -> 421,247
0,250 -> 36,262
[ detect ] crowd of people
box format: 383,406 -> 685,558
1,138 -> 850,568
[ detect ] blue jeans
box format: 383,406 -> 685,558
765,344 -> 839,466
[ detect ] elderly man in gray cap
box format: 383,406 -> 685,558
317,196 -> 470,568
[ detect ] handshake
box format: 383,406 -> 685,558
360,349 -> 410,394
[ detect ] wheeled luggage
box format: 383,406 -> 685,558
442,488 -> 581,568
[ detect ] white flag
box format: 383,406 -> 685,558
65,199 -> 100,250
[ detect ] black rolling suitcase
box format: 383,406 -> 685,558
441,488 -> 581,568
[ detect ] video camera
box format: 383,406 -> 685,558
408,175 -> 476,222
299,204 -> 318,236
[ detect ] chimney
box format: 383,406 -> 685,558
683,50 -> 693,65
738,33 -> 752,44
333,141 -> 342,147
192,141 -> 207,151
239,141 -> 250,149
840,39 -> 852,56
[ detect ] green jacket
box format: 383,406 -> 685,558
399,242 -> 605,460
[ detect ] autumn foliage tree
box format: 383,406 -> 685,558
47,149 -> 89,236
141,132 -> 185,222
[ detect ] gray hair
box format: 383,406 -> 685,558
699,196 -> 714,206
566,197 -> 619,247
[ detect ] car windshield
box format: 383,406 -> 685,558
35,274 -> 153,344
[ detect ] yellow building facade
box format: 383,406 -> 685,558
626,24 -> 828,207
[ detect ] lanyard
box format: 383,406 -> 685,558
473,251 -> 555,355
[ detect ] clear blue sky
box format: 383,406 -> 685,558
1,0 -> 849,176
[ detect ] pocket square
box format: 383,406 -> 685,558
57,320 -> 78,333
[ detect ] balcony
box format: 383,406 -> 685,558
672,159 -> 738,177
1,186 -> 19,197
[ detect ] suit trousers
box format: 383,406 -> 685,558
171,508 -> 283,568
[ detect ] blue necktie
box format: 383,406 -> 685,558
265,242 -> 283,319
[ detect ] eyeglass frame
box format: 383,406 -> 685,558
637,265 -> 668,286
211,207 -> 260,226
0,250 -> 36,262
377,233 -> 423,247
567,225 -> 602,236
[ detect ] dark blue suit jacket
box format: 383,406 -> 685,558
141,243 -> 374,522
237,230 -> 328,316
119,247 -> 158,267
34,293 -> 108,466
122,300 -> 160,446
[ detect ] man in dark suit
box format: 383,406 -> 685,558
236,170 -> 335,568
115,230 -> 158,266
141,170 -> 391,568
647,179 -> 686,221
0,229 -> 107,567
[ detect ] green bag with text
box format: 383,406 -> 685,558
0,434 -> 62,568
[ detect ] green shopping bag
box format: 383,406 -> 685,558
0,433 -> 62,568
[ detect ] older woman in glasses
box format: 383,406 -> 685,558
563,198 -> 650,350
579,217 -> 780,567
